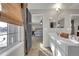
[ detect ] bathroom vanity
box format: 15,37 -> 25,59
49,33 -> 79,56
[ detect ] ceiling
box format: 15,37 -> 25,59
28,3 -> 79,23
28,3 -> 79,10
28,3 -> 79,15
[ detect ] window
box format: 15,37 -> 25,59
0,21 -> 22,53
0,22 -> 7,49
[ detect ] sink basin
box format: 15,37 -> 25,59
50,33 -> 79,46
70,39 -> 79,44
59,36 -> 79,45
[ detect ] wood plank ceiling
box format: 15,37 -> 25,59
0,3 -> 25,26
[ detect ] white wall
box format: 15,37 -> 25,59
42,10 -> 79,47
43,15 -> 50,47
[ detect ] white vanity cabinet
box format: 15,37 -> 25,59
50,37 -> 67,56
49,35 -> 79,56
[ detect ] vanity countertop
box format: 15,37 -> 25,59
49,33 -> 79,46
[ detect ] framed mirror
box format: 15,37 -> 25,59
57,18 -> 64,28
71,14 -> 79,36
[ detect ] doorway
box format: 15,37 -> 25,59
27,15 -> 43,56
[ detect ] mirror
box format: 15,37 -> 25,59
57,18 -> 64,28
71,15 -> 79,36
49,18 -> 64,28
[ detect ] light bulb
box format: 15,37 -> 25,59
40,22 -> 42,24
53,3 -> 62,11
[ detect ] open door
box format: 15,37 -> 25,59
24,8 -> 32,55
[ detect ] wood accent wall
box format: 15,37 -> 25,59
0,3 -> 25,26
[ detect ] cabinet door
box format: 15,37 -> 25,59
56,48 -> 62,56
23,8 -> 32,54
50,42 -> 55,56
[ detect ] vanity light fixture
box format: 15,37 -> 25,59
0,3 -> 2,11
40,17 -> 43,24
40,20 -> 42,24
